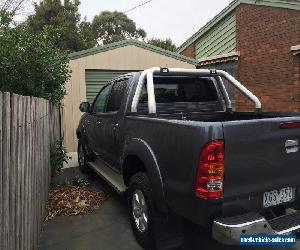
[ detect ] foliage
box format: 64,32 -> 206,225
0,12 -> 70,105
147,38 -> 177,52
70,176 -> 90,188
91,11 -> 146,45
78,18 -> 96,50
0,9 -> 12,26
26,2 -> 148,50
50,138 -> 70,172
26,0 -> 96,52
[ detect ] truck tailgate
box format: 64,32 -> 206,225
222,117 -> 300,200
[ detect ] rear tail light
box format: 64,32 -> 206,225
280,122 -> 300,129
195,140 -> 224,199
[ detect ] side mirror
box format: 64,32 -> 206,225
79,102 -> 90,113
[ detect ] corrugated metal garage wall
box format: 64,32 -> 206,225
85,70 -> 135,103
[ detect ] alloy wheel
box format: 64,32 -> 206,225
132,189 -> 149,233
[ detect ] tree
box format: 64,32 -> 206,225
78,18 -> 96,50
0,11 -> 70,105
26,0 -> 96,52
147,38 -> 177,52
92,11 -> 146,45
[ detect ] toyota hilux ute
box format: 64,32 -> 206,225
77,67 -> 300,250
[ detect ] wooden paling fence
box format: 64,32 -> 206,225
0,92 -> 60,250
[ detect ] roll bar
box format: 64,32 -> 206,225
131,67 -> 262,114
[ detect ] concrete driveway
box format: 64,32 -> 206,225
38,167 -> 299,250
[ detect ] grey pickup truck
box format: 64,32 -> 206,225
77,67 -> 300,249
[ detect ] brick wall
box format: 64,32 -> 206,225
236,4 -> 300,112
293,54 -> 300,111
198,61 -> 238,101
180,43 -> 196,58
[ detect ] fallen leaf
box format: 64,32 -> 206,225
44,184 -> 109,221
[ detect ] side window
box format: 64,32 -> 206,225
92,84 -> 111,113
106,78 -> 128,112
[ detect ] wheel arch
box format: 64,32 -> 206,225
122,138 -> 168,212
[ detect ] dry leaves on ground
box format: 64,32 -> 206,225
45,185 -> 109,221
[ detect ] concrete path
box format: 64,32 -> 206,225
38,167 -> 299,250
38,167 -> 141,250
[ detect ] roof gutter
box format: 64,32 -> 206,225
198,52 -> 240,66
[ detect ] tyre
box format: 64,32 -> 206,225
128,173 -> 184,250
78,141 -> 90,173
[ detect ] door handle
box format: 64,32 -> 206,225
113,123 -> 119,130
96,121 -> 102,126
285,139 -> 299,154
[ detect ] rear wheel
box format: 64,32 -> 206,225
128,173 -> 184,250
78,141 -> 89,173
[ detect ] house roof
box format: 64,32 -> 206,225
177,0 -> 300,53
69,39 -> 199,65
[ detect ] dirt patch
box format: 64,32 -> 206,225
45,185 -> 109,221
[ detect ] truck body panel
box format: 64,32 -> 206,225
77,69 -> 300,244
223,117 -> 300,200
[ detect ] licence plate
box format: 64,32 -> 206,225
263,187 -> 295,208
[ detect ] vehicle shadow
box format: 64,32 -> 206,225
57,167 -> 298,250
88,169 -> 299,250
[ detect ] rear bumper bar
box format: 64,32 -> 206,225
213,211 -> 300,244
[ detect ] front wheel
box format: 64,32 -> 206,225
128,173 -> 184,250
78,141 -> 90,173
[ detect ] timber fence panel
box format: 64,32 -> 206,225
0,92 -> 60,250
0,92 -> 3,249
3,92 -> 11,250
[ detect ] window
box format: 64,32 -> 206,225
92,84 -> 111,113
106,78 -> 128,112
139,76 -> 219,104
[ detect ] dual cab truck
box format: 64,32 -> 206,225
77,68 -> 300,249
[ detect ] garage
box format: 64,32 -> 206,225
63,39 -> 198,152
85,70 -> 135,103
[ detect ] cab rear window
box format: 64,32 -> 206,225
139,76 -> 218,104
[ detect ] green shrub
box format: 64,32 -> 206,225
70,176 -> 90,187
0,11 -> 70,105
50,138 -> 70,172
